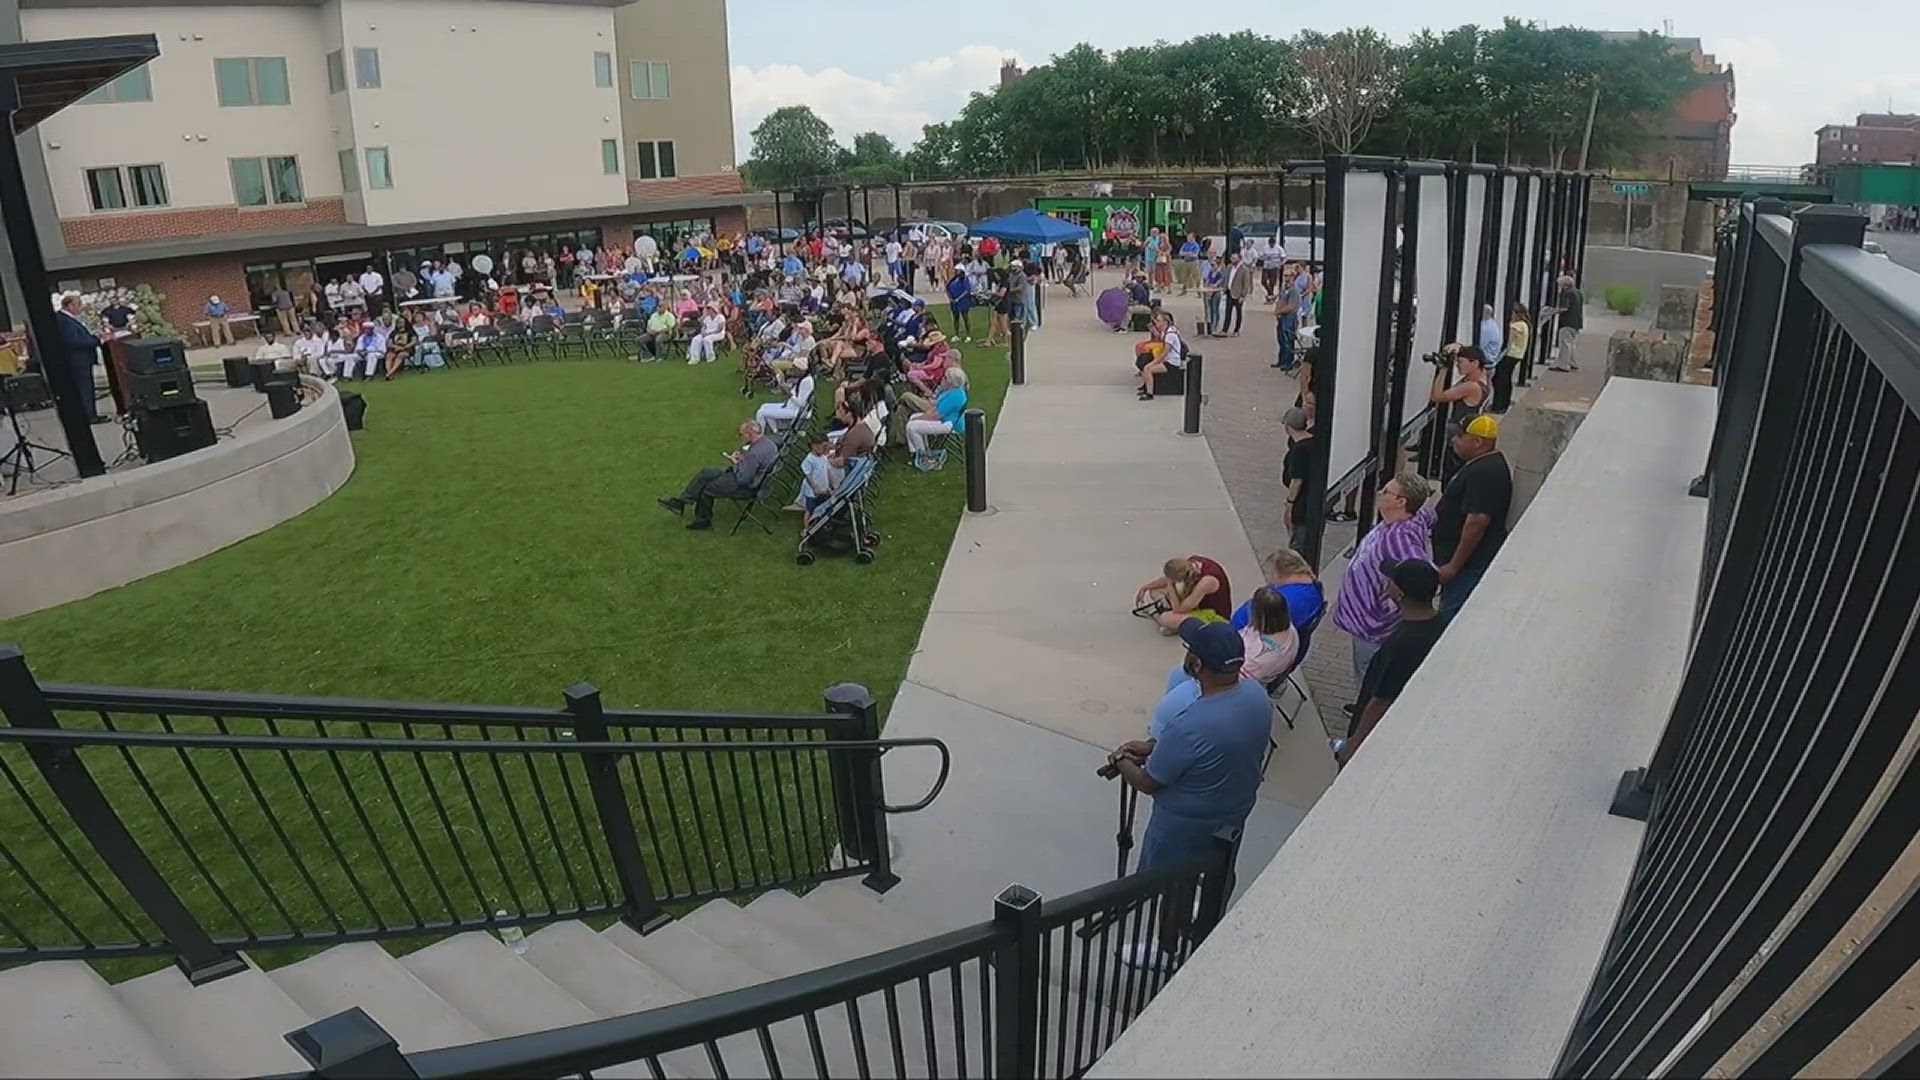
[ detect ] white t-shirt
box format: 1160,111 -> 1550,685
885,241 -> 902,262
1162,326 -> 1187,367
358,270 -> 383,296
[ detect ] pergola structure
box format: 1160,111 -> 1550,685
0,34 -> 162,478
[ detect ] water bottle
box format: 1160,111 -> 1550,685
496,910 -> 527,955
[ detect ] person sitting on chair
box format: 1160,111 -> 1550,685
755,367 -> 815,432
904,368 -> 969,472
636,305 -> 678,361
1134,311 -> 1186,401
1156,585 -> 1298,721
1134,554 -> 1232,632
1230,547 -> 1325,635
658,420 -> 778,531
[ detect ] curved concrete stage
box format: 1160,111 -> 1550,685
0,377 -> 355,619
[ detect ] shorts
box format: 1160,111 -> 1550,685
1138,806 -> 1237,871
1184,609 -> 1226,624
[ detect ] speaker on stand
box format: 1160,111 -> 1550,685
264,376 -> 302,420
222,356 -> 252,387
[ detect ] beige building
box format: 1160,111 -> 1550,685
4,0 -> 756,334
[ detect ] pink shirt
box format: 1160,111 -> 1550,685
1239,625 -> 1300,685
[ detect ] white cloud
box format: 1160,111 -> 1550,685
731,44 -> 1020,158
1713,37 -> 1782,76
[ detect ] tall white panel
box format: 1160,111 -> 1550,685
1403,176 -> 1452,434
1328,170 -> 1389,489
1456,174 -> 1487,348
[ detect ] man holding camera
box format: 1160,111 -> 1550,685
1106,618 -> 1271,969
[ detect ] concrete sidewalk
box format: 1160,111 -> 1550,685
880,272 -> 1334,922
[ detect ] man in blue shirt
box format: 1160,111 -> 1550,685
1109,618 -> 1272,968
1478,303 -> 1503,364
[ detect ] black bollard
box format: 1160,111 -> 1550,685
1181,353 -> 1204,436
1034,278 -> 1045,327
964,408 -> 987,512
1010,320 -> 1026,386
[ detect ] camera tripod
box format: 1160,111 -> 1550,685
0,383 -> 70,495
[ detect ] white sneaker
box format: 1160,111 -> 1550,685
1117,943 -> 1175,972
688,357 -> 700,365
1329,737 -> 1347,756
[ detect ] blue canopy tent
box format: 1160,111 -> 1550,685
968,208 -> 1092,244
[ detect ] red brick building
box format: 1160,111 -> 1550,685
1814,113 -> 1920,167
1598,35 -> 1736,181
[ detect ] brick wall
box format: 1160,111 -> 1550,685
67,252 -> 251,339
60,198 -> 350,250
711,206 -> 748,237
625,171 -> 743,203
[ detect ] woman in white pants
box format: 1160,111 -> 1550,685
688,306 -> 726,364
905,368 -> 970,470
320,328 -> 355,380
755,372 -> 815,431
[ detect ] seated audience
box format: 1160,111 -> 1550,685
1231,547 -> 1325,634
1134,554 -> 1232,631
1135,310 -> 1187,400
904,368 -> 969,471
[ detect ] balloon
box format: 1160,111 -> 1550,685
472,254 -> 494,275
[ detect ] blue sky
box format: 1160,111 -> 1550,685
725,0 -> 1914,167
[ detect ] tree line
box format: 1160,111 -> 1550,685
742,21 -> 1700,190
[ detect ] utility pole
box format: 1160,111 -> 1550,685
1576,83 -> 1601,172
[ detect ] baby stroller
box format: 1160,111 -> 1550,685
796,455 -> 880,565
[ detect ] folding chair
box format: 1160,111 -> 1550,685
441,328 -> 472,368
723,456 -> 785,536
558,312 -> 592,359
1261,601 -> 1325,778
467,325 -> 499,365
528,315 -> 564,360
497,321 -> 536,362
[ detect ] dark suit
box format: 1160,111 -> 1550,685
56,310 -> 102,420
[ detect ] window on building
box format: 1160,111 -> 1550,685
632,217 -> 714,244
84,164 -> 169,210
215,56 -> 290,106
230,155 -> 303,206
326,49 -> 346,93
366,146 -> 392,189
353,47 -> 381,89
79,64 -> 152,104
629,60 -> 669,100
601,138 -> 620,175
594,51 -> 613,88
338,147 -> 359,193
635,140 -> 677,180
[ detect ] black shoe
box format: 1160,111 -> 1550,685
1329,510 -> 1358,523
89,415 -> 111,425
656,497 -> 685,516
1137,390 -> 1153,401
685,518 -> 712,530
1269,362 -> 1286,368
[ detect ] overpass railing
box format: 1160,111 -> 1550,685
1562,203 -> 1920,1075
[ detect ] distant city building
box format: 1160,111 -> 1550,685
999,59 -> 1023,88
1814,112 -> 1920,167
1596,33 -> 1734,181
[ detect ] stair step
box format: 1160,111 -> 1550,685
800,878 -> 933,948
519,920 -> 689,1017
113,963 -> 313,1077
0,961 -> 181,1078
676,898 -> 837,979
602,922 -> 769,996
747,890 -> 895,961
269,941 -> 487,1053
400,931 -> 597,1037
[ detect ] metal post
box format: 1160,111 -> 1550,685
861,186 -> 872,238
1221,170 -> 1232,247
0,78 -> 104,477
825,683 -> 897,891
1300,158 -> 1348,569
1181,351 -> 1204,436
1191,827 -> 1243,943
963,408 -> 987,513
1608,204 -> 1866,822
1357,169 -> 1403,538
1623,188 -> 1633,247
0,645 -> 245,983
1575,175 -> 1593,283
564,683 -> 669,931
1377,171 -> 1419,531
892,182 -> 902,235
284,1008 -> 420,1080
1009,319 -> 1026,385
773,190 -> 783,251
991,884 -> 1043,1080
1308,173 -> 1320,266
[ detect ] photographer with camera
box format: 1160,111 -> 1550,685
1104,617 -> 1271,970
1428,343 -> 1490,428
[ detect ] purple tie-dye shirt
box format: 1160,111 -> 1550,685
1333,503 -> 1438,645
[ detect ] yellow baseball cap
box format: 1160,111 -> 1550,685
1450,414 -> 1500,439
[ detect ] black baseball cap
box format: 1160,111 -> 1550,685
1379,559 -> 1441,602
1178,617 -> 1245,673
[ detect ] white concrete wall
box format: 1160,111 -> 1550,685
337,0 -> 627,225
27,4 -> 344,219
0,379 -> 354,619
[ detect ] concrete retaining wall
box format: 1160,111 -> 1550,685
0,378 -> 355,618
1583,245 -> 1713,314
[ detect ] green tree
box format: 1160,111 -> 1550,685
742,105 -> 840,189
903,122 -> 958,179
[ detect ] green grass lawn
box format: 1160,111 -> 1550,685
2,345 -> 1005,714
0,342 -> 1007,971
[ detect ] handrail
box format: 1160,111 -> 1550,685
1035,848 -> 1225,929
396,921 -> 1010,1080
0,726 -> 954,817
39,682 -> 846,732
1799,244 -> 1920,409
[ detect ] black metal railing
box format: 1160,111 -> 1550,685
0,645 -> 948,981
280,831 -> 1241,1080
1562,204 -> 1920,1075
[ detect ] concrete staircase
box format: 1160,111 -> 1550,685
0,879 -> 947,1079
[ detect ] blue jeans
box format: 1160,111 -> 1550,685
1277,314 -> 1298,368
1204,292 -> 1223,333
1441,561 -> 1489,613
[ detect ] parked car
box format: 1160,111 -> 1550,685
753,226 -> 800,243
879,220 -> 969,243
805,218 -> 870,239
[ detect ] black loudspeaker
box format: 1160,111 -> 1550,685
133,400 -> 216,462
338,389 -> 366,431
264,376 -> 301,420
0,372 -> 53,411
249,358 -> 274,393
121,336 -> 189,377
127,365 -> 198,410
222,356 -> 251,388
